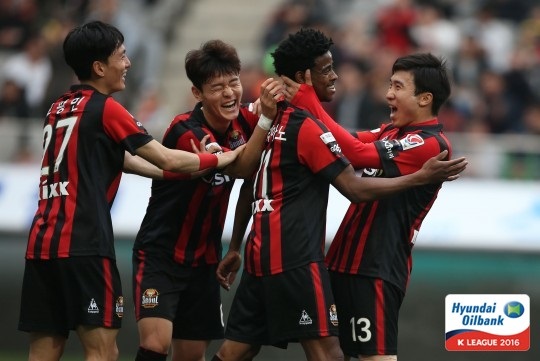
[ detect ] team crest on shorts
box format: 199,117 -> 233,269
115,296 -> 124,318
141,288 -> 159,308
329,304 -> 339,326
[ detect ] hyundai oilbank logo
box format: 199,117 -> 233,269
503,301 -> 524,318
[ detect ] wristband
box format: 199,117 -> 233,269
257,113 -> 273,131
163,170 -> 191,180
198,153 -> 218,170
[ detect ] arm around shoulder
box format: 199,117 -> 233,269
333,151 -> 468,203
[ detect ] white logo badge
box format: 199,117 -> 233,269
445,294 -> 529,351
88,298 -> 99,314
299,310 -> 313,325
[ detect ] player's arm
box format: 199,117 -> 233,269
124,135 -> 219,179
282,72 -> 383,169
134,138 -> 242,174
104,98 -> 238,174
123,151 -> 165,179
216,180 -> 253,290
223,78 -> 283,178
333,150 -> 467,203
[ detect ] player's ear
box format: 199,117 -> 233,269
191,86 -> 202,101
418,92 -> 433,107
93,60 -> 106,78
294,70 -> 306,84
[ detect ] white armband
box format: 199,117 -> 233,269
257,113 -> 273,131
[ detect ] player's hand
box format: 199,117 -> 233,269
184,134 -> 217,178
248,99 -> 262,115
281,69 -> 313,102
190,134 -> 222,155
259,77 -> 284,120
419,150 -> 468,183
215,144 -> 245,169
216,251 -> 242,291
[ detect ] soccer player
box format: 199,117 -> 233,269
211,45 -> 466,361
280,29 -> 457,361
131,39 -> 282,361
17,21 -> 241,361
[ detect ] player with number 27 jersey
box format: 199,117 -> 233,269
26,84 -> 153,261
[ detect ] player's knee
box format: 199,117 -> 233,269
214,341 -> 260,361
81,340 -> 119,361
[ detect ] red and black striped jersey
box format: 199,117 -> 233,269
244,103 -> 350,276
326,119 -> 452,292
133,102 -> 258,266
26,84 -> 153,260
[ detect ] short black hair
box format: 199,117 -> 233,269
271,28 -> 334,79
392,53 -> 451,115
63,21 -> 124,81
185,39 -> 241,90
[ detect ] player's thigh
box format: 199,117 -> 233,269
330,273 -> 403,357
265,262 -> 338,343
300,336 -> 344,361
76,325 -> 119,361
20,257 -> 123,336
172,265 -> 224,340
133,249 -> 189,322
28,332 -> 66,361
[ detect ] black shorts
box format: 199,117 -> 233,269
133,249 -> 224,340
329,272 -> 404,357
225,262 -> 338,347
18,257 -> 123,338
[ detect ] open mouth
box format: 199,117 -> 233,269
223,100 -> 236,109
389,105 -> 397,118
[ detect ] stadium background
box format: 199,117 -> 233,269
0,0 -> 539,360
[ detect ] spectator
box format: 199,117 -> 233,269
373,0 -> 418,55
0,78 -> 28,118
0,31 -> 52,117
462,4 -> 516,73
40,14 -> 79,115
476,70 -> 526,133
409,3 -> 461,61
0,0 -> 38,55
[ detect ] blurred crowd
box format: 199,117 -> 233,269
0,0 -> 187,162
244,0 -> 540,179
0,0 -> 539,178
244,0 -> 540,136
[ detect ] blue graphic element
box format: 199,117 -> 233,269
504,301 -> 524,318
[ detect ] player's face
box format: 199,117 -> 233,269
310,51 -> 337,103
198,73 -> 242,130
102,44 -> 130,94
386,70 -> 423,128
